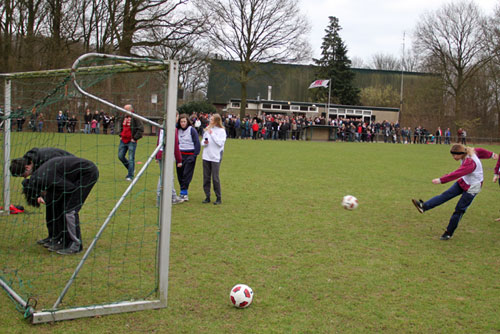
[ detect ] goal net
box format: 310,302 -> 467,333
0,54 -> 179,323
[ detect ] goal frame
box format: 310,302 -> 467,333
0,53 -> 179,323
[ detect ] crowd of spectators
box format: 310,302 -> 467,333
0,105 -> 471,145
187,112 -> 468,144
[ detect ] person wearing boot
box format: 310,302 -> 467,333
21,156 -> 99,254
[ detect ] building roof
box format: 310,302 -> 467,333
207,59 -> 428,107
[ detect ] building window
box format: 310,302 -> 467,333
272,104 -> 281,109
232,102 -> 240,108
300,106 -> 309,111
291,105 -> 300,111
282,105 -> 290,110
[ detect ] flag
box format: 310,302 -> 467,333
308,79 -> 329,89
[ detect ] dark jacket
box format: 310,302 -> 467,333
22,156 -> 99,207
117,115 -> 144,141
24,147 -> 74,172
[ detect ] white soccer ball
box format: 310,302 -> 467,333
230,284 -> 254,308
342,195 -> 359,210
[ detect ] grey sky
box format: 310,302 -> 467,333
299,0 -> 498,65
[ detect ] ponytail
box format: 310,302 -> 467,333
450,143 -> 475,157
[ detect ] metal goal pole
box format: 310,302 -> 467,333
2,78 -> 11,215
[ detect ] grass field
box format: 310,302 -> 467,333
1,134 -> 499,333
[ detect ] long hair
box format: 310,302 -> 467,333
450,143 -> 475,158
207,113 -> 224,130
176,114 -> 192,129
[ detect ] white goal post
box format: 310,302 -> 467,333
0,54 -> 179,324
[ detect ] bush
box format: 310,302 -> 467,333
178,101 -> 216,115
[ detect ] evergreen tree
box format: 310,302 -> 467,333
313,16 -> 360,105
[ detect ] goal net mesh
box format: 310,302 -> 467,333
0,56 -> 168,318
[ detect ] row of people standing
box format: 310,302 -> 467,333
14,107 -> 45,132
83,108 -> 115,134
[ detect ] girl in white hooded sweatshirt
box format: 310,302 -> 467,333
201,114 -> 227,205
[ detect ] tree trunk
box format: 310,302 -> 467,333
240,82 -> 247,120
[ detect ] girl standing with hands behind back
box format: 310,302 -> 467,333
201,114 -> 227,205
176,114 -> 200,201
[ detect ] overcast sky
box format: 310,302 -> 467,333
299,0 -> 498,66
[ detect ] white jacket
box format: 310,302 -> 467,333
201,126 -> 226,162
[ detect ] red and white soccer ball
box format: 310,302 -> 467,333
230,284 -> 254,308
342,195 -> 359,210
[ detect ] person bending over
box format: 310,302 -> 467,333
22,156 -> 99,255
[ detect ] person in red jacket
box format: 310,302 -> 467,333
117,104 -> 144,181
251,120 -> 259,140
412,144 -> 498,240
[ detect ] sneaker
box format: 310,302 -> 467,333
440,231 -> 452,240
411,199 -> 424,213
202,198 -> 211,204
180,194 -> 189,202
125,177 -> 133,182
43,237 -> 60,248
57,242 -> 83,255
48,241 -> 65,252
36,236 -> 51,245
172,196 -> 184,205
213,199 -> 222,205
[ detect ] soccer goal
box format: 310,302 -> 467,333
0,53 -> 179,323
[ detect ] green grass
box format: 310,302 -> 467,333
1,134 -> 499,333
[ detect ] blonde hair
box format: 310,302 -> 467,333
450,143 -> 475,157
207,113 -> 224,130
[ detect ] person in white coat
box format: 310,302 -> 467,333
201,114 -> 227,205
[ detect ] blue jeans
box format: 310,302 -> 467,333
84,123 -> 91,134
423,182 -> 477,236
118,140 -> 137,179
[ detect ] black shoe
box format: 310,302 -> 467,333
43,237 -> 61,248
440,231 -> 452,240
213,199 -> 222,205
36,237 -> 51,245
57,242 -> 83,255
202,198 -> 211,203
48,241 -> 65,252
412,199 -> 424,213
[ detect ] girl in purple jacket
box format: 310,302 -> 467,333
412,144 -> 498,240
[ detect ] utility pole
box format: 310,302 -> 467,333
399,32 -> 405,124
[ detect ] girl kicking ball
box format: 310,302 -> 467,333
412,144 -> 498,240
494,152 -> 500,221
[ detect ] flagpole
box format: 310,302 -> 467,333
327,78 -> 331,121
399,32 -> 405,124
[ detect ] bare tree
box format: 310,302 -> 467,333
350,56 -> 367,69
197,0 -> 311,118
401,48 -> 420,72
148,33 -> 210,102
414,1 -> 491,121
484,4 -> 500,136
371,53 -> 400,71
0,0 -> 16,72
117,0 -> 205,56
